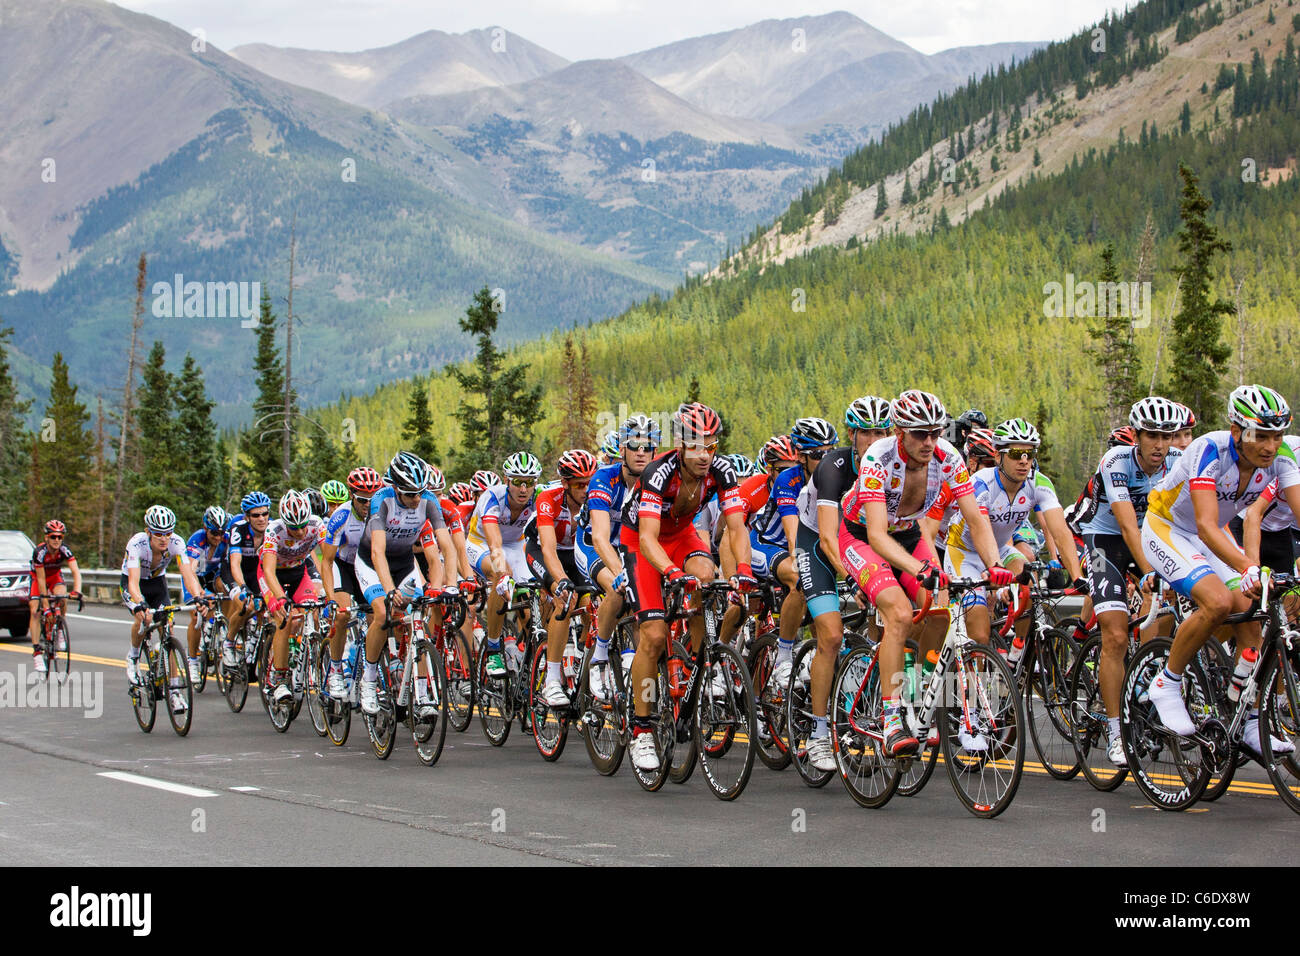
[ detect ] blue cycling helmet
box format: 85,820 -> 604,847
845,396 -> 892,430
600,431 -> 621,459
790,417 -> 838,451
619,413 -> 661,446
241,491 -> 271,514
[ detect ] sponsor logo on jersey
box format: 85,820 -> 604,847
890,477 -> 900,489
1110,472 -> 1128,484
865,477 -> 882,490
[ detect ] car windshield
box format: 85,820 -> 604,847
0,533 -> 36,563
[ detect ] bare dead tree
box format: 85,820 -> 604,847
110,253 -> 147,551
282,215 -> 296,482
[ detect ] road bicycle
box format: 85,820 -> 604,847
530,581 -> 601,761
475,580 -> 547,746
830,579 -> 1025,817
34,591 -> 81,680
129,602 -> 203,736
218,595 -> 265,713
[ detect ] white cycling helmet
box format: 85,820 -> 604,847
278,490 -> 312,528
991,418 -> 1041,448
1227,384 -> 1292,432
502,451 -> 542,479
1129,396 -> 1182,433
144,505 -> 176,534
891,390 -> 947,430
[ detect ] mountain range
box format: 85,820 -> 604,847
0,0 -> 1041,419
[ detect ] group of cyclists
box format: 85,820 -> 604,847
24,379 -> 1300,806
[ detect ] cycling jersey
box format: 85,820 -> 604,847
583,463 -> 630,538
439,496 -> 464,537
1146,430 -> 1299,532
1255,437 -> 1300,532
30,543 -> 75,576
525,485 -> 581,550
750,466 -> 802,547
260,517 -> 326,569
225,516 -> 265,558
843,435 -> 972,535
121,532 -> 190,579
324,502 -> 367,564
184,529 -> 229,583
797,446 -> 857,532
621,451 -> 742,538
1078,444 -> 1182,536
948,467 -> 1062,553
361,487 -> 447,558
466,484 -> 535,548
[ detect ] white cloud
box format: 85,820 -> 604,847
113,0 -> 1124,59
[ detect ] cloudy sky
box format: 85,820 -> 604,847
116,0 -> 1124,58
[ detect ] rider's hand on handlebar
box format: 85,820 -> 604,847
917,559 -> 948,591
1069,577 -> 1089,596
1138,571 -> 1158,595
1240,565 -> 1263,598
730,562 -> 757,594
986,566 -> 1015,588
267,595 -> 287,617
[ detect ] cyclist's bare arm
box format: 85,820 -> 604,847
817,504 -> 847,578
1040,508 -> 1082,579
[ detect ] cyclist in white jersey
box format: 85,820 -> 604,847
260,490 -> 327,704
319,467 -> 381,699
467,452 -> 540,677
1240,434 -> 1300,586
121,506 -> 206,702
943,418 -> 1084,644
1144,385 -> 1300,753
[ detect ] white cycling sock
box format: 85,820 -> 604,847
547,660 -> 562,684
1108,717 -> 1121,741
813,715 -> 828,738
363,661 -> 378,681
777,638 -> 795,664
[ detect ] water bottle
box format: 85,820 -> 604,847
668,653 -> 687,700
342,633 -> 356,680
1007,634 -> 1026,666
562,638 -> 578,678
903,649 -> 917,700
1227,646 -> 1258,703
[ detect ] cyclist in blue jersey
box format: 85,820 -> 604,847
222,491 -> 272,665
580,415 -> 659,700
182,506 -> 230,683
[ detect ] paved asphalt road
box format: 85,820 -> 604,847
1,606 -> 1296,866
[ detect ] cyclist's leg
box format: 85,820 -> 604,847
625,546 -> 668,721
795,524 -> 843,721
716,531 -> 744,644
945,540 -> 990,644
775,553 -> 803,645
679,531 -> 715,652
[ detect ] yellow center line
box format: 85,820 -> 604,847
0,644 -> 125,668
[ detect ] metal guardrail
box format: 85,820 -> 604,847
77,569 -> 182,605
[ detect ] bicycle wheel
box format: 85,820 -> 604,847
1025,627 -> 1082,780
940,643 -> 1024,818
1119,638 -> 1210,811
1259,650 -> 1300,814
163,637 -> 194,737
830,644 -> 900,809
324,665 -> 353,747
530,645 -> 569,761
223,627 -> 250,712
632,655 -> 674,793
1070,635 -> 1127,792
365,647 -> 398,759
1193,638 -> 1238,802
694,642 -> 756,800
749,633 -> 792,771
578,640 -> 625,776
896,639 -> 939,797
130,646 -> 157,733
259,635 -> 294,734
443,630 -> 475,732
305,639 -> 329,737
51,616 -> 71,679
412,641 -> 448,767
475,642 -> 511,746
668,641 -> 697,785
787,640 -> 833,788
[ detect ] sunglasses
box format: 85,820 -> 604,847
682,440 -> 719,454
46,533 -> 64,540
804,448 -> 830,461
351,495 -> 371,507
624,441 -> 656,452
907,428 -> 943,441
1253,415 -> 1291,430
1002,448 -> 1036,461
248,510 -> 270,519
509,477 -> 537,488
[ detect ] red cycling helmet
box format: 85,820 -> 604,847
557,449 -> 599,480
449,481 -> 475,505
964,428 -> 997,464
1108,425 -> 1137,448
759,435 -> 799,470
43,519 -> 66,536
672,402 -> 722,442
347,466 -> 384,495
470,470 -> 500,494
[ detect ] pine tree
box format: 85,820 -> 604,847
1166,163 -> 1233,424
901,171 -> 915,205
173,353 -> 221,533
1088,243 -> 1143,429
401,376 -> 438,463
294,433 -> 348,489
30,354 -> 95,555
0,326 -> 31,530
248,289 -> 288,492
131,341 -> 176,516
1034,397 -> 1053,472
1180,99 -> 1192,133
874,181 -> 887,218
449,287 -> 543,473
576,339 -> 598,451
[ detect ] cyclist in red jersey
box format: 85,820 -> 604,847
620,403 -> 754,771
29,520 -> 82,672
